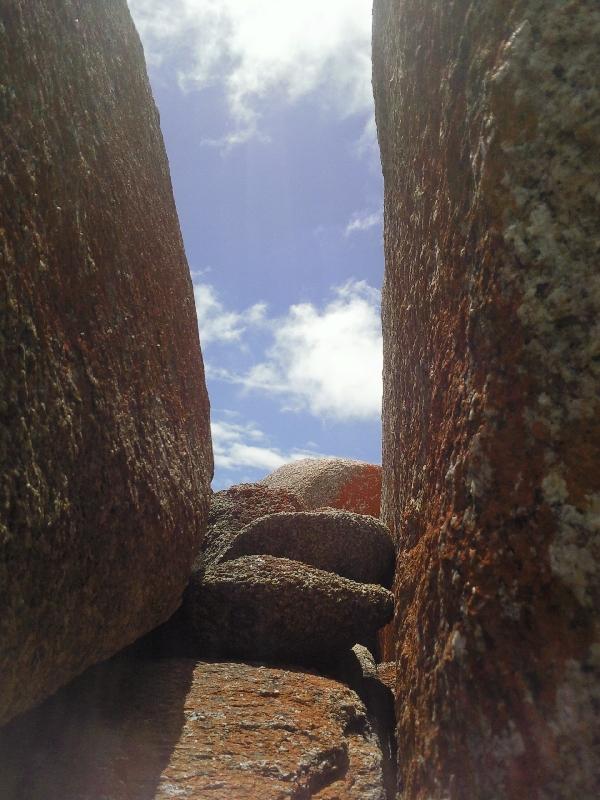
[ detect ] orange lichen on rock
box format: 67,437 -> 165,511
260,458 -> 382,517
374,0 -> 600,796
0,0 -> 212,725
0,656 -> 386,800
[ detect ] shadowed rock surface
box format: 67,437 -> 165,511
260,458 -> 382,517
0,656 -> 386,799
374,0 -> 600,796
220,510 -> 395,587
0,0 -> 212,725
336,646 -> 397,799
203,484 -> 305,566
185,555 -> 394,665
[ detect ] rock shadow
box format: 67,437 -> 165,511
0,643 -> 196,799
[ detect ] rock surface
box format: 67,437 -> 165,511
0,1 -> 212,725
336,646 -> 397,799
220,510 -> 395,586
203,484 -> 305,566
374,0 -> 600,796
260,458 -> 382,517
185,555 -> 394,665
0,656 -> 386,799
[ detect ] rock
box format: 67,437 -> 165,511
0,656 -> 386,800
185,555 -> 394,665
203,483 -> 305,566
0,1 -> 212,725
335,646 -> 397,799
373,0 -> 600,796
220,510 -> 395,586
375,662 -> 396,697
260,458 -> 382,517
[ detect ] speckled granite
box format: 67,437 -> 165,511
260,458 -> 382,517
220,510 -> 395,587
185,555 -> 394,665
374,0 -> 600,796
202,483 -> 306,566
0,657 -> 386,799
0,0 -> 212,725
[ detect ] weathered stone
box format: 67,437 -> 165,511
203,483 -> 305,566
0,1 -> 212,725
0,656 -> 386,799
335,646 -> 397,799
220,510 -> 395,586
375,662 -> 396,697
185,555 -> 394,665
374,0 -> 600,796
260,458 -> 382,517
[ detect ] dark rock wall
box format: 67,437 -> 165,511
373,0 -> 600,797
0,0 -> 213,725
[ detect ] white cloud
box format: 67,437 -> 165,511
202,280 -> 383,421
194,282 -> 266,345
345,210 -> 382,236
211,418 -> 321,474
129,0 -> 373,143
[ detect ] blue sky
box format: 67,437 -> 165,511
128,0 -> 383,489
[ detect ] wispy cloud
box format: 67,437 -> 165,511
211,417 -> 322,476
194,282 -> 266,345
202,280 -> 383,421
344,210 -> 382,237
129,0 -> 373,144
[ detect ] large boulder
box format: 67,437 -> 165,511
0,1 -> 212,725
0,656 -> 386,799
220,510 -> 395,586
185,555 -> 394,665
260,458 -> 382,517
374,0 -> 600,796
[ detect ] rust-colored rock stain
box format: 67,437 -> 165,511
0,657 -> 386,800
373,0 -> 600,797
0,0 -> 212,725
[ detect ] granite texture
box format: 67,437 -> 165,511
220,510 -> 395,587
185,555 -> 394,666
373,0 -> 600,796
202,483 -> 305,566
260,458 -> 382,517
0,0 -> 212,725
0,656 -> 386,799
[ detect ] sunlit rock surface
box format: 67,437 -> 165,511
373,0 -> 600,796
0,656 -> 386,800
260,458 -> 382,517
219,510 -> 395,586
0,0 -> 212,725
202,483 -> 306,566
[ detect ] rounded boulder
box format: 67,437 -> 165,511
185,555 -> 394,666
259,458 -> 382,517
220,510 -> 395,587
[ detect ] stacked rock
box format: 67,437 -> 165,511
184,497 -> 396,667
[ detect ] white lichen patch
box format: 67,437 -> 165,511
549,493 -> 600,608
489,1 -> 600,610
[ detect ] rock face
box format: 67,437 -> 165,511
186,555 -> 394,665
0,656 -> 386,800
260,458 -> 382,517
0,1 -> 212,725
203,483 -> 305,565
373,0 -> 600,797
220,510 -> 395,586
